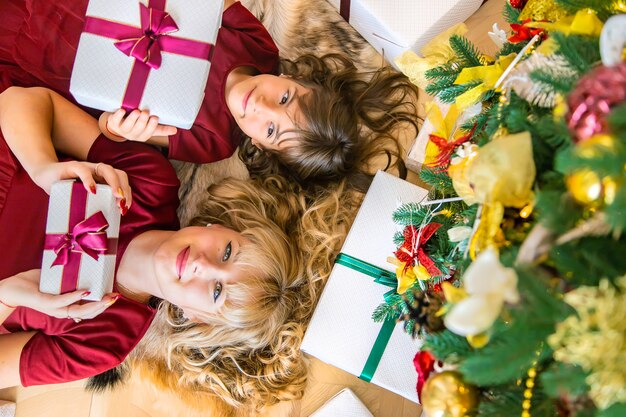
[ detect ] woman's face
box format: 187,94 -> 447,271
226,74 -> 310,151
152,224 -> 251,320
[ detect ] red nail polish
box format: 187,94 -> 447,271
82,291 -> 91,297
89,185 -> 96,194
120,204 -> 128,216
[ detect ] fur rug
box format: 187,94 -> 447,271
174,0 -> 382,226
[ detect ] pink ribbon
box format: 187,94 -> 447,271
82,0 -> 214,109
114,3 -> 178,70
48,211 -> 110,266
43,183 -> 118,294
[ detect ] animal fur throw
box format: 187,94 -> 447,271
105,0 -> 384,415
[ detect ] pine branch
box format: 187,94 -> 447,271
553,33 -> 601,76
372,301 -> 398,323
392,202 -> 431,227
449,35 -> 485,67
419,167 -> 455,194
438,81 -> 482,104
503,2 -> 521,23
597,403 -> 626,417
551,237 -> 626,284
555,0 -> 617,20
424,62 -> 462,79
498,41 -> 525,57
540,362 -> 590,398
422,329 -> 473,362
530,68 -> 577,94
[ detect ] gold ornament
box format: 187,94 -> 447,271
566,170 -> 619,206
421,371 -> 479,417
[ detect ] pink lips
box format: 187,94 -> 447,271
242,87 -> 255,115
176,246 -> 190,279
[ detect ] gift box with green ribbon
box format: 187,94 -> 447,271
301,171 -> 429,404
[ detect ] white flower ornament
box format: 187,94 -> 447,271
444,249 -> 519,337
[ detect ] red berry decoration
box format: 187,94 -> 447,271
566,63 -> 626,143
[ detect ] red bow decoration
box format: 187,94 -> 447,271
114,3 -> 178,69
50,211 -> 110,266
508,20 -> 546,44
394,224 -> 443,277
414,350 -> 437,401
427,127 -> 475,168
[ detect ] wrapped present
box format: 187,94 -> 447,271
327,0 -> 483,70
40,180 -> 120,302
310,388 -> 374,417
70,0 -> 223,129
0,401 -> 15,417
406,101 -> 482,173
301,171 -> 430,403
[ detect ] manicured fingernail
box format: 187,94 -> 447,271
106,296 -> 120,306
117,188 -> 125,198
119,199 -> 128,215
82,291 -> 91,297
89,185 -> 96,194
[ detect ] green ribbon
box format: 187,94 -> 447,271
335,252 -> 398,382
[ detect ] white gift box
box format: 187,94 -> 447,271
40,180 -> 120,302
327,0 -> 483,70
70,0 -> 223,129
301,171 -> 430,404
310,389 -> 374,417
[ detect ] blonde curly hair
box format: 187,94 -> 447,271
132,176 -> 360,415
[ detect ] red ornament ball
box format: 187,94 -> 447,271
566,63 -> 626,143
509,0 -> 528,9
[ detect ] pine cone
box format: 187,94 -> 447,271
566,63 -> 626,143
396,288 -> 445,337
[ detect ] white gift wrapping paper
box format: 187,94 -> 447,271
70,0 -> 222,128
406,101 -> 482,173
301,171 -> 430,403
40,181 -> 120,302
309,388 -> 374,417
0,401 -> 15,417
327,0 -> 483,70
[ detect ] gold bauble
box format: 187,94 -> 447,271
566,170 -> 620,206
566,169 -> 603,205
421,371 -> 479,417
575,134 -> 618,159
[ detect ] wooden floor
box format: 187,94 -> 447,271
0,1 -> 506,415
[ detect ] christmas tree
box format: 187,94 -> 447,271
381,1 -> 626,416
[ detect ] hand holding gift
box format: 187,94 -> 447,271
100,109 -> 177,143
30,160 -> 131,216
0,269 -> 119,321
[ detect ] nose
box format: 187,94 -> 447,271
190,253 -> 217,277
253,94 -> 277,113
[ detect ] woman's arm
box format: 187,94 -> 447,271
0,332 -> 36,389
0,86 -> 132,202
0,86 -> 100,166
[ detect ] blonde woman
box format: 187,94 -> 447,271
0,83 -> 310,393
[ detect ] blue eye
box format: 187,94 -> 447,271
213,282 -> 222,302
280,91 -> 289,104
222,242 -> 232,262
267,122 -> 275,138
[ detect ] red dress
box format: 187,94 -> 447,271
0,1 -> 280,163
0,78 -> 181,386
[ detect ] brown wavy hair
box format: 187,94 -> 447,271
239,53 -> 419,190
132,176 -> 360,415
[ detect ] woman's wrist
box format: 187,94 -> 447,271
0,281 -> 16,309
98,113 -> 126,142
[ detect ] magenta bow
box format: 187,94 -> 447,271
51,211 -> 110,266
114,3 -> 178,69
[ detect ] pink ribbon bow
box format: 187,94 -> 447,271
51,211 -> 110,266
114,3 -> 178,69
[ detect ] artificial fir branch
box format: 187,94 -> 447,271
498,41 -> 525,57
422,329 -> 472,362
424,62 -> 462,79
596,403 -> 626,417
550,237 -> 626,284
555,0 -> 619,21
540,362 -> 590,398
552,33 -> 601,76
419,167 -> 456,194
449,35 -> 485,67
503,2 -> 521,24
